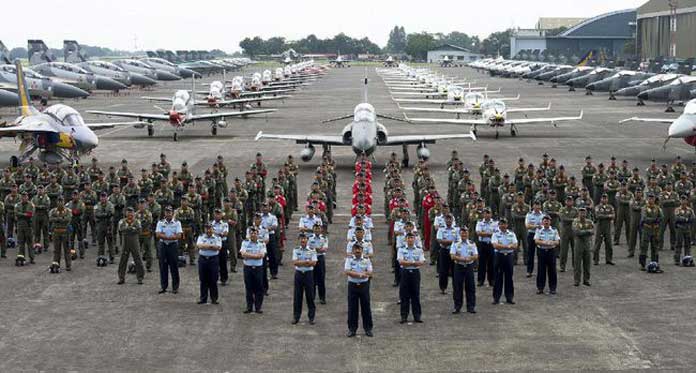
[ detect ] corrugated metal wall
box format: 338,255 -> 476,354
639,12 -> 696,59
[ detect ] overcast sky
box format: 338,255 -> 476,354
3,0 -> 646,52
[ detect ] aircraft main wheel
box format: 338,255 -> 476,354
495,131 -> 499,139
211,126 -> 218,136
173,132 -> 178,142
511,129 -> 517,137
472,130 -> 477,137
147,126 -> 154,137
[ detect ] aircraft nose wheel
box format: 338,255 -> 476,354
211,126 -> 218,136
147,126 -> 154,137
511,129 -> 517,137
495,131 -> 499,139
172,132 -> 178,142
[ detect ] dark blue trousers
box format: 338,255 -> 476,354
293,270 -> 316,321
347,282 -> 373,332
158,241 -> 180,291
536,248 -> 558,292
399,268 -> 422,320
526,232 -> 537,274
453,263 -> 476,311
493,252 -> 514,302
198,255 -> 219,302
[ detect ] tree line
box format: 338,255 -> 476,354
240,26 -> 513,60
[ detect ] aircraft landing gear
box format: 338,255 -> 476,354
569,86 -> 575,92
510,125 -> 518,137
495,130 -> 499,139
551,83 -> 557,88
666,106 -> 675,113
172,132 -> 178,142
585,89 -> 593,96
608,91 -> 616,100
211,126 -> 217,136
637,100 -> 645,106
147,125 -> 154,137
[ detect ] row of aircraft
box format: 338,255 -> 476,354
382,63 -> 583,138
470,58 -> 696,150
0,40 -> 255,106
0,60 -> 326,164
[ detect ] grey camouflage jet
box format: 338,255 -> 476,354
63,40 -> 157,87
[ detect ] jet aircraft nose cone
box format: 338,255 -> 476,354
637,91 -> 649,100
668,116 -> 696,138
156,71 -> 182,81
95,76 -> 128,91
130,73 -> 157,86
52,82 -> 90,99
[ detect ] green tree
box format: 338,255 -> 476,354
480,29 -> 512,58
386,26 -> 407,53
239,36 -> 265,57
405,32 -> 436,61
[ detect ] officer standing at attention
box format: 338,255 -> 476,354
640,194 -> 663,271
593,194 -> 615,265
211,209 -> 229,286
475,208 -> 497,287
196,223 -> 221,304
31,185 -> 50,252
450,227 -> 478,314
117,207 -> 144,285
558,196 -> 578,272
308,223 -> 329,304
156,206 -> 182,294
345,242 -> 374,337
674,195 -> 694,265
534,216 -> 560,295
15,191 -> 35,265
435,214 -> 458,295
572,208 -> 594,286
49,196 -> 72,272
397,232 -> 425,323
525,201 -> 544,277
292,233 -> 318,325
94,192 -> 115,264
240,227 -> 266,313
491,218 -> 518,305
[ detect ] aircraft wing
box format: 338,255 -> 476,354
205,95 -> 291,106
86,110 -> 170,122
404,113 -> 487,125
619,117 -> 675,124
506,103 -> 551,113
254,131 -> 345,145
392,98 -> 448,104
190,109 -> 277,121
397,104 -> 471,114
385,133 -> 477,145
85,121 -> 145,130
504,111 -> 583,125
390,92 -> 445,97
0,123 -> 60,134
141,96 -> 174,102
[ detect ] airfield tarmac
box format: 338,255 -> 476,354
0,65 -> 693,372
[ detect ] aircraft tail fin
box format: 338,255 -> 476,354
27,39 -> 53,65
0,41 -> 11,64
14,60 -> 39,116
63,40 -> 85,63
577,50 -> 595,67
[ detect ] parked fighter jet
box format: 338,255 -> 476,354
63,40 -> 157,87
398,98 -> 551,119
585,71 -> 654,99
619,99 -> 696,148
393,88 -> 516,109
144,79 -> 290,109
0,61 -> 138,164
0,64 -> 90,103
141,57 -> 200,78
0,89 -> 18,107
27,40 -> 126,92
405,99 -> 583,138
614,74 -> 681,104
255,77 -> 476,166
329,54 -> 351,68
383,56 -> 398,68
88,79 -> 277,141
637,76 -> 696,112
114,59 -> 180,81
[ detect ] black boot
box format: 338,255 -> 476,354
639,255 -> 646,271
655,255 -> 663,273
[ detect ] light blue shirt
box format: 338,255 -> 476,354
450,239 -> 478,264
156,219 -> 183,242
397,246 -> 425,269
210,220 -> 229,241
292,246 -> 318,272
525,211 -> 544,233
347,227 -> 372,242
349,215 -> 374,230
196,234 -> 221,257
434,214 -> 457,229
344,256 -> 372,283
395,229 -> 422,249
346,240 -> 374,257
246,225 -> 269,243
308,234 -> 328,256
240,240 -> 266,266
534,227 -> 560,249
436,226 -> 459,246
261,213 -> 278,234
299,215 -> 322,230
475,219 -> 499,243
491,229 -> 518,254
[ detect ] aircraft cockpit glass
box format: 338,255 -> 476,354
45,104 -> 84,127
482,100 -> 506,113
